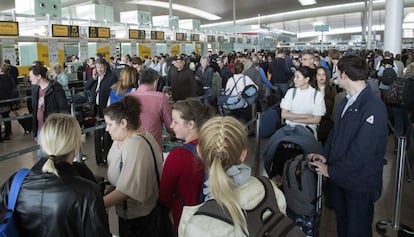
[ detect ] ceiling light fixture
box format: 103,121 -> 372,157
127,0 -> 222,21
298,0 -> 317,6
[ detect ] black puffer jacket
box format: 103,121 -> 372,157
0,159 -> 111,237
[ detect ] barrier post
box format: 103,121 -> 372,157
376,136 -> 414,236
255,112 -> 262,176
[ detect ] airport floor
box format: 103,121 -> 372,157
1,113 -> 414,237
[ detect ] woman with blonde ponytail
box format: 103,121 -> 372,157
178,116 -> 287,237
0,113 -> 111,237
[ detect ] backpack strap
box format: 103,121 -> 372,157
226,76 -> 244,95
293,87 -> 318,103
194,199 -> 234,225
8,168 -> 30,211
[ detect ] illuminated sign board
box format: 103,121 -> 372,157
176,33 -> 187,41
207,35 -> 215,42
151,31 -> 165,40
89,27 -> 110,38
190,34 -> 200,41
129,29 -> 146,40
52,24 -> 79,37
0,21 -> 19,36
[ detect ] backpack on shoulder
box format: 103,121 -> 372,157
194,176 -> 305,237
384,77 -> 405,105
0,169 -> 30,237
218,76 -> 258,110
381,67 -> 397,86
403,77 -> 414,113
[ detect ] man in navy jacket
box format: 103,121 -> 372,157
309,55 -> 388,237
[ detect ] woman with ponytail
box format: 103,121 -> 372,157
0,113 -> 111,237
178,116 -> 287,236
103,96 -> 164,237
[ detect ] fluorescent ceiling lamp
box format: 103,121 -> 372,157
298,0 -> 317,6
127,0 -> 221,21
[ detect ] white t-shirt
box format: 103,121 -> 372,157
280,87 -> 326,132
225,74 -> 257,96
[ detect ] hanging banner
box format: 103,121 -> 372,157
110,40 -> 117,59
97,42 -> 110,61
48,39 -> 59,65
131,41 -> 137,56
2,39 -> 16,66
138,43 -> 152,58
195,44 -> 202,55
79,40 -> 88,62
170,44 -> 180,56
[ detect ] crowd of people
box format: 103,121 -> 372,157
1,46 -> 414,237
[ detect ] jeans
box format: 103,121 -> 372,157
332,183 -> 381,237
201,88 -> 212,105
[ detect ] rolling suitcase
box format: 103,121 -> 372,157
94,126 -> 112,165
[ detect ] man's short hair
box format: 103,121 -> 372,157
337,55 -> 368,81
131,57 -> 143,65
139,68 -> 159,85
30,64 -> 48,78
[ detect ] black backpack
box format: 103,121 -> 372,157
402,77 -> 414,112
194,176 -> 305,237
381,67 -> 397,86
282,154 -> 317,216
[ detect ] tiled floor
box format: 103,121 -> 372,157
1,117 -> 414,237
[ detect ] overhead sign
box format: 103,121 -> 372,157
0,21 -> 19,36
89,27 -> 110,38
69,25 -> 79,37
129,29 -> 146,40
52,24 -> 79,37
176,33 -> 187,41
151,31 -> 165,40
52,24 -> 69,37
190,34 -> 200,42
315,25 -> 329,32
207,35 -> 215,42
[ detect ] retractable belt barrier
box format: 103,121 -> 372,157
376,121 -> 414,236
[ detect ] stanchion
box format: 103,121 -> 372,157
254,112 -> 262,176
376,136 -> 414,237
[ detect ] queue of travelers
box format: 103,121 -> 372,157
1,47 -> 414,237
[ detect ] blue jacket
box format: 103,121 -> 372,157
325,85 -> 387,193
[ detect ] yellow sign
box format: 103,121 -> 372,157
89,27 -> 110,38
98,27 -> 110,38
52,24 -> 69,37
129,30 -> 145,40
151,31 -> 164,40
171,44 -> 180,56
139,44 -> 152,58
0,21 -> 19,36
69,25 -> 79,37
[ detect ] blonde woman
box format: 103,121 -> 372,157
178,116 -> 287,236
108,66 -> 137,105
0,113 -> 111,237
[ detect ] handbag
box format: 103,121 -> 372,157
139,136 -> 174,237
0,169 -> 30,237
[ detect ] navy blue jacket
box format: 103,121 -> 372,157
325,85 -> 387,193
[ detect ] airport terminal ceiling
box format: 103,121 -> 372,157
0,0 -> 377,24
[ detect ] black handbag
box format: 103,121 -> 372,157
139,136 -> 175,237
